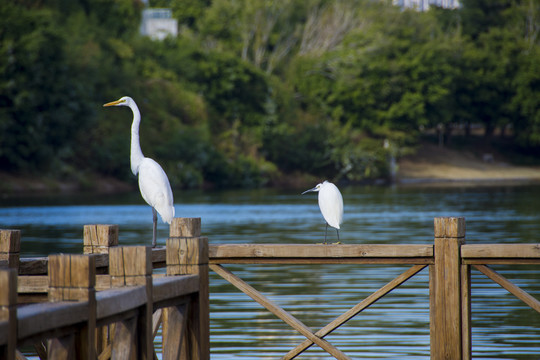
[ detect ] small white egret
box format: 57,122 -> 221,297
103,96 -> 175,247
302,181 -> 343,243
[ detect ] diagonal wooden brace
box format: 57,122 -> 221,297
474,265 -> 540,313
209,264 -> 351,360
283,264 -> 427,359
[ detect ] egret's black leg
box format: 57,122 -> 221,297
324,223 -> 329,244
152,208 -> 158,248
337,229 -> 340,242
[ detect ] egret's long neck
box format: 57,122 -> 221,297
129,102 -> 144,175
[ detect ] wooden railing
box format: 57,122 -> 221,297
1,216 -> 539,360
0,218 -> 209,360
208,217 -> 540,360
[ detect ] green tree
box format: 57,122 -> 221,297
0,4 -> 90,173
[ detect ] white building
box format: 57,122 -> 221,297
140,8 -> 178,40
394,0 -> 460,11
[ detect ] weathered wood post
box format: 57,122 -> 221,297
83,224 -> 118,355
167,218 -> 210,360
0,230 -> 20,270
430,217 -> 471,360
83,225 -> 119,254
109,246 -> 153,360
0,269 -> 17,360
48,254 -> 97,360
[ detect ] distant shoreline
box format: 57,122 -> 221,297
3,142 -> 540,195
396,142 -> 540,186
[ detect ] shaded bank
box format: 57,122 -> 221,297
397,142 -> 540,185
3,141 -> 540,195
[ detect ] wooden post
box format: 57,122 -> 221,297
0,269 -> 17,360
109,246 -> 153,360
48,254 -> 96,360
83,225 -> 118,357
83,225 -> 118,254
167,218 -> 209,360
430,217 -> 470,360
0,230 -> 20,270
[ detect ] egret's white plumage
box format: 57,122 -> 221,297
103,96 -> 174,247
302,180 -> 343,243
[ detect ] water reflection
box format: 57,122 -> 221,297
1,185 -> 539,359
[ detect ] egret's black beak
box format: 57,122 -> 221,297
302,187 -> 317,195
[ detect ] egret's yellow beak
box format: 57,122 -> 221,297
103,99 -> 124,107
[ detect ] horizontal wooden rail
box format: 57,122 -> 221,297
152,275 -> 199,305
209,244 -> 434,264
96,286 -> 147,321
18,249 -> 167,275
17,301 -> 88,345
461,244 -> 540,264
15,243 -> 540,274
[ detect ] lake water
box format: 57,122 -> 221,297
1,184 -> 539,359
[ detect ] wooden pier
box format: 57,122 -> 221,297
1,217 -> 540,360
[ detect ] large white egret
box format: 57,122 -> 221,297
302,181 -> 343,243
103,96 -> 174,247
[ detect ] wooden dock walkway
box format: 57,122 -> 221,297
1,217 -> 539,359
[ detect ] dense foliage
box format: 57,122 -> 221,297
1,0 -> 539,188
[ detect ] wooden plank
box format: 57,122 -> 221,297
170,218 -> 201,238
48,254 -> 96,302
209,257 -> 434,265
111,317 -> 137,360
162,303 -> 189,360
210,264 -> 351,360
167,238 -> 208,276
0,270 -> 17,315
429,264 -> 436,359
461,244 -> 540,259
95,325 -> 109,359
463,258 -> 540,265
33,342 -> 46,359
0,269 -> 17,360
474,265 -> 540,313
431,217 -> 466,360
20,254 -> 97,357
17,301 -> 88,341
98,344 -> 112,360
151,248 -> 166,269
47,334 -> 75,360
0,320 -> 7,344
3,244 -> 440,273
109,246 -> 152,287
209,244 -> 433,260
19,258 -> 48,275
16,294 -> 48,304
152,309 -> 162,339
18,248 -> 167,277
152,275 -> 199,304
18,276 -> 48,293
284,264 -> 427,359
0,230 -> 20,270
461,264 -> 471,360
167,221 -> 210,360
83,224 -> 118,254
93,254 -> 111,270
106,246 -> 154,360
96,286 -> 147,321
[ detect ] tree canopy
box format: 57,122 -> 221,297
1,0 -> 539,189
